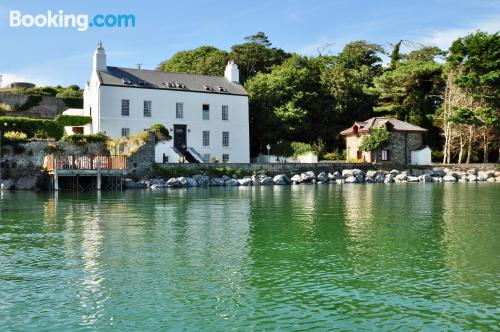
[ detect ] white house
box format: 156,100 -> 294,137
83,42 -> 250,163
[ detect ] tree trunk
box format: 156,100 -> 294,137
483,132 -> 489,163
458,133 -> 464,164
466,125 -> 473,164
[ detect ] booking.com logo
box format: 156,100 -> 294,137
9,10 -> 136,32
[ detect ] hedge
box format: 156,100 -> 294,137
54,114 -> 91,126
60,133 -> 109,145
0,116 -> 63,139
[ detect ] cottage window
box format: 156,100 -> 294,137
356,150 -> 363,160
143,100 -> 152,117
222,131 -> 229,147
202,131 -> 210,146
121,99 -> 130,116
121,128 -> 130,137
222,105 -> 229,121
222,154 -> 229,163
381,150 -> 390,161
202,104 -> 210,120
176,103 -> 183,119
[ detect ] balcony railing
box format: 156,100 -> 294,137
45,154 -> 127,172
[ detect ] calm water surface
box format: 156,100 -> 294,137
0,184 -> 499,331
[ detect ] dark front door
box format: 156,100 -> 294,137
173,124 -> 187,151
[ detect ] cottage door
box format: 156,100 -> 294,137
173,124 -> 187,151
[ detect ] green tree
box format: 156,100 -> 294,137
157,46 -> 229,76
359,126 -> 391,161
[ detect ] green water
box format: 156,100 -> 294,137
0,184 -> 499,331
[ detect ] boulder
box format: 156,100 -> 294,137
365,177 -> 374,183
468,174 -> 478,182
412,169 -> 424,176
384,176 -> 395,183
166,178 -> 180,187
342,169 -> 354,178
186,177 -> 198,187
432,177 -> 443,183
496,176 -> 500,182
14,176 -> 38,190
467,169 -> 477,175
375,174 -> 385,183
260,177 -> 274,185
443,175 -> 457,182
124,178 -> 145,189
345,176 -> 357,183
487,177 -> 496,183
193,174 -> 210,186
300,171 -> 316,182
407,176 -> 420,183
273,175 -> 291,185
1,179 -> 15,190
327,172 -> 336,180
366,170 -> 380,178
291,174 -> 302,184
389,169 -> 400,176
333,171 -> 342,180
352,169 -> 365,177
178,177 -> 188,187
225,179 -> 239,186
317,172 -> 328,183
151,178 -> 166,187
210,177 -> 225,186
432,168 -> 445,177
395,173 -> 408,182
355,174 -> 364,183
336,179 -> 345,184
495,171 -> 500,178
222,175 -> 231,182
238,178 -> 253,186
419,174 -> 433,183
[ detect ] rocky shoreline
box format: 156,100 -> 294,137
125,167 -> 500,189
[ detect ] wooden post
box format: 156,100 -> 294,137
96,159 -> 101,190
54,170 -> 59,191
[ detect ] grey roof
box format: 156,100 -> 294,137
97,66 -> 247,96
340,117 -> 427,135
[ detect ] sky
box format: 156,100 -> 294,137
0,0 -> 499,88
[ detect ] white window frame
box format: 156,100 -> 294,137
202,131 -> 210,147
202,104 -> 210,120
121,128 -> 130,137
222,105 -> 229,121
222,154 -> 229,163
381,149 -> 389,161
121,99 -> 130,116
176,102 -> 183,119
222,131 -> 229,147
143,100 -> 152,117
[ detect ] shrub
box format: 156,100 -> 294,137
0,116 -> 63,139
55,90 -> 83,108
322,149 -> 346,161
3,131 -> 28,142
291,141 -> 314,157
149,124 -> 171,142
431,149 -> 444,162
60,133 -> 110,145
34,129 -> 49,139
45,143 -> 63,153
271,140 -> 293,157
54,114 -> 91,127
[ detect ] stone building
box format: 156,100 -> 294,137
340,117 -> 430,165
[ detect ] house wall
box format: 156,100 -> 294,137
345,131 -> 423,164
85,84 -> 250,163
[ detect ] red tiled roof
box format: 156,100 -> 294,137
340,117 -> 428,136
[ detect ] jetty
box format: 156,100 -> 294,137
44,154 -> 127,191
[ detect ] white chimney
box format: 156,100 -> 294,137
224,60 -> 239,83
93,41 -> 107,72
0,75 -> 2,88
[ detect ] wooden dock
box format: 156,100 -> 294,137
44,154 -> 127,191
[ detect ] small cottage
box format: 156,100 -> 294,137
340,117 -> 430,165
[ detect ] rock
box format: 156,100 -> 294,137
124,178 -> 144,189
333,171 -> 342,180
467,174 -> 478,182
467,169 -> 477,175
151,178 -> 165,187
260,177 -> 274,185
432,168 -> 445,177
355,174 -> 364,183
327,172 -> 336,180
407,176 -> 420,182
412,169 -> 424,176
14,176 -> 38,190
336,179 -> 345,184
365,177 -> 374,183
317,172 -> 328,183
166,178 -> 180,187
419,174 -> 433,183
487,177 -> 496,182
443,175 -> 457,182
291,174 -> 302,183
366,170 -> 380,178
193,174 -> 210,186
384,176 -> 395,183
186,177 -> 198,187
211,177 -> 225,186
395,173 -> 408,182
1,179 -> 15,190
222,175 -> 231,182
345,176 -> 357,183
238,178 -> 253,186
390,169 -> 400,176
300,171 -> 316,182
495,171 -> 500,178
342,169 -> 354,178
375,175 -> 385,183
178,177 -> 188,187
273,175 -> 291,185
225,179 -> 239,186
432,177 -> 443,183
352,169 -> 365,176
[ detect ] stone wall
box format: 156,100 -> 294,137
126,132 -> 156,176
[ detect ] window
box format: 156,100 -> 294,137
222,105 -> 229,121
202,131 -> 210,146
143,100 -> 151,117
202,104 -> 209,120
176,102 -> 183,119
222,154 -> 229,163
356,150 -> 363,160
381,150 -> 390,161
222,131 -> 229,147
72,127 -> 84,134
203,154 -> 211,163
121,99 -> 130,116
121,128 -> 130,137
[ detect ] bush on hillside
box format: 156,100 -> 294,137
60,133 -> 110,145
3,131 -> 28,142
0,116 -> 63,139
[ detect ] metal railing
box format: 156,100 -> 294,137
45,154 -> 127,172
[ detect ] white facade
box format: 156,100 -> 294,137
83,43 -> 250,163
411,146 -> 432,165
